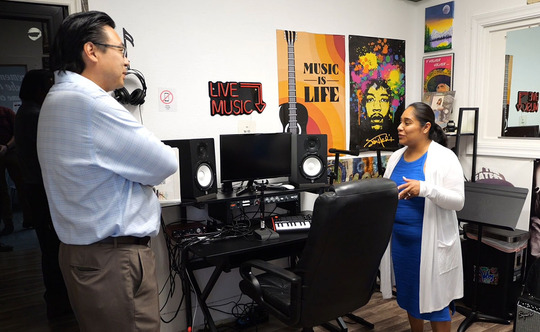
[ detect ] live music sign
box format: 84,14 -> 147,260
208,81 -> 266,116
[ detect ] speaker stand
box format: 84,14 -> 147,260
456,307 -> 509,332
253,181 -> 279,241
327,148 -> 365,185
456,223 -> 510,332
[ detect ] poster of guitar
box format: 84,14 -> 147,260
349,36 -> 405,150
276,30 -> 346,151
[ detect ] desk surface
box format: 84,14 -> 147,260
187,231 -> 308,270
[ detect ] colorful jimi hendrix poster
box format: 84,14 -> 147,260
276,30 -> 346,151
349,36 -> 405,150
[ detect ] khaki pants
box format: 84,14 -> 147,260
59,241 -> 160,332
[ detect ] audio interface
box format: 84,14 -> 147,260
165,222 -> 207,241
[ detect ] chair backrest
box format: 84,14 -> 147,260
294,178 -> 397,326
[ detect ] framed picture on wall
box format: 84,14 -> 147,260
422,91 -> 456,128
422,53 -> 454,95
424,1 -> 454,53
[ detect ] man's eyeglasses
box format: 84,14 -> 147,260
94,42 -> 127,58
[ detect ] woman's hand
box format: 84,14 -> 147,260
398,176 -> 420,200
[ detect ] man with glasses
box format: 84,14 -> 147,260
37,11 -> 177,331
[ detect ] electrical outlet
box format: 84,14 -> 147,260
238,120 -> 255,133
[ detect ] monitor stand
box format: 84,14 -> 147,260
236,180 -> 256,196
221,181 -> 233,194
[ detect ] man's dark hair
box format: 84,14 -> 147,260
50,11 -> 116,73
19,69 -> 54,103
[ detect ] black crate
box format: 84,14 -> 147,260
461,225 -> 528,320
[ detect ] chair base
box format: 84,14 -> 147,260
320,317 -> 348,332
318,314 -> 375,332
345,313 -> 374,329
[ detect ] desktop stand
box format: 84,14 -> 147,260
328,147 -> 366,184
253,180 -> 279,241
236,180 -> 256,196
456,223 -> 510,332
254,227 -> 279,240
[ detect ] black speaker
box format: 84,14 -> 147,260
163,138 -> 217,201
290,134 -> 328,187
114,68 -> 147,105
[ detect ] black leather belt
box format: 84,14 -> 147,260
96,236 -> 150,246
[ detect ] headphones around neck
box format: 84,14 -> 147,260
114,68 -> 147,106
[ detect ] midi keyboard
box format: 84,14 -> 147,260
273,214 -> 312,233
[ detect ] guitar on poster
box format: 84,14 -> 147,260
279,30 -> 309,135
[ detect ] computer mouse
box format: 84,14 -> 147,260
282,184 -> 295,189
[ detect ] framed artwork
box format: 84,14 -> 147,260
422,53 -> 454,95
422,91 -> 456,128
424,1 -> 454,53
349,35 -> 406,150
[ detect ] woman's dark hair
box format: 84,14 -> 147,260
19,69 -> 54,104
408,102 -> 448,147
50,11 -> 115,73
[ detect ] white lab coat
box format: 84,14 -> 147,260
380,141 -> 465,313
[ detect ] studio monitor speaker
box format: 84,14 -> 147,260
290,134 -> 328,187
163,138 -> 217,201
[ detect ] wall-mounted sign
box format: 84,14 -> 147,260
208,81 -> 266,116
158,87 -> 177,112
516,91 -> 539,113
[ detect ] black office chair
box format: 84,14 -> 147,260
239,178 -> 398,331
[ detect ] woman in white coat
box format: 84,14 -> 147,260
384,102 -> 464,332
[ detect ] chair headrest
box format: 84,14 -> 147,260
330,177 -> 397,197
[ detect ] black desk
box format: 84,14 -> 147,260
172,184 -> 326,330
182,231 -> 308,331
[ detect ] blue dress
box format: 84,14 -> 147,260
389,152 -> 450,321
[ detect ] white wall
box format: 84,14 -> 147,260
87,0 -> 422,161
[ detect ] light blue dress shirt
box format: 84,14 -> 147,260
37,71 -> 178,245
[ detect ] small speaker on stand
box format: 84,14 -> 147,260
163,138 -> 217,202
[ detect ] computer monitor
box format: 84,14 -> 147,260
219,133 -> 291,189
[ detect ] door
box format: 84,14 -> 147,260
0,0 -> 67,109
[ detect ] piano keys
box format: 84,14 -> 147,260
273,215 -> 312,233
